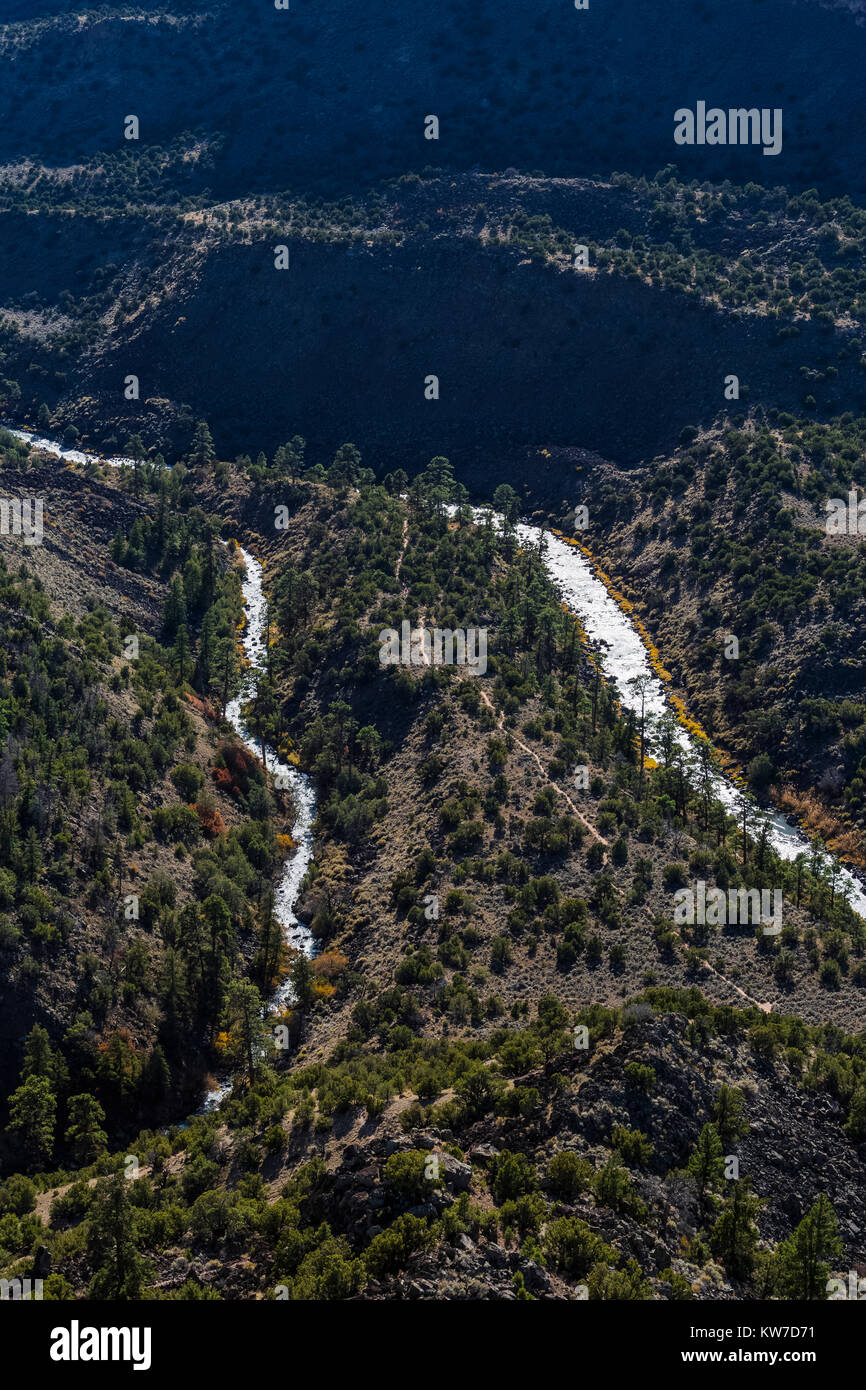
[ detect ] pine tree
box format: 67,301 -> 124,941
162,572 -> 187,642
8,1074 -> 55,1167
140,1045 -> 172,1107
845,1083 -> 866,1141
384,468 -> 408,496
687,1123 -> 725,1199
493,483 -> 519,523
23,826 -> 42,882
274,435 -> 305,482
254,887 -> 284,990
187,420 -> 215,470
713,1084 -> 750,1148
87,1172 -> 147,1300
329,442 -> 361,485
124,434 -> 146,494
22,1023 -> 67,1091
291,952 -> 315,1010
420,455 -> 457,515
535,993 -> 569,1075
772,1194 -> 842,1300
223,979 -> 267,1088
65,1093 -> 108,1164
710,1180 -> 762,1279
173,624 -> 191,684
212,631 -> 241,716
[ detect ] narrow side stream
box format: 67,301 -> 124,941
225,546 -> 317,1007
202,545 -> 317,1110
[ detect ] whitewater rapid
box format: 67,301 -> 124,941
198,545 -> 317,1110
514,521 -> 866,919
3,425 -> 143,469
225,545 -> 317,1012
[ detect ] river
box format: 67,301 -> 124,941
6,425 -> 865,932
199,545 -> 318,1109
224,544 -> 317,1013
3,426 -> 140,469
514,520 -> 866,919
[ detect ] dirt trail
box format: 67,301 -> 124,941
698,959 -> 774,1014
481,691 -> 773,1012
480,688 -> 609,856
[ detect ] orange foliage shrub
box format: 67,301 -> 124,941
778,785 -> 866,864
196,802 -> 227,838
213,742 -> 257,799
311,950 -> 348,981
184,691 -> 220,722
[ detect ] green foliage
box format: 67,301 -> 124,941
8,1074 -> 55,1167
710,1181 -> 763,1280
87,1172 -> 148,1300
543,1217 -> 617,1279
546,1151 -> 593,1199
364,1214 -> 435,1279
611,1126 -> 654,1168
285,1234 -> 365,1300
383,1150 -> 440,1204
712,1085 -> 750,1148
623,1062 -> 656,1094
687,1124 -> 726,1198
490,1151 -> 537,1204
771,1195 -> 842,1300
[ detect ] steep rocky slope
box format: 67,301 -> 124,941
0,1 -> 864,197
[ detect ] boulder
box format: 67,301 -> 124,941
469,1142 -> 500,1164
440,1154 -> 472,1191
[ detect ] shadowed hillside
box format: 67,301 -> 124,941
3,173 -> 866,486
0,0 -> 864,198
